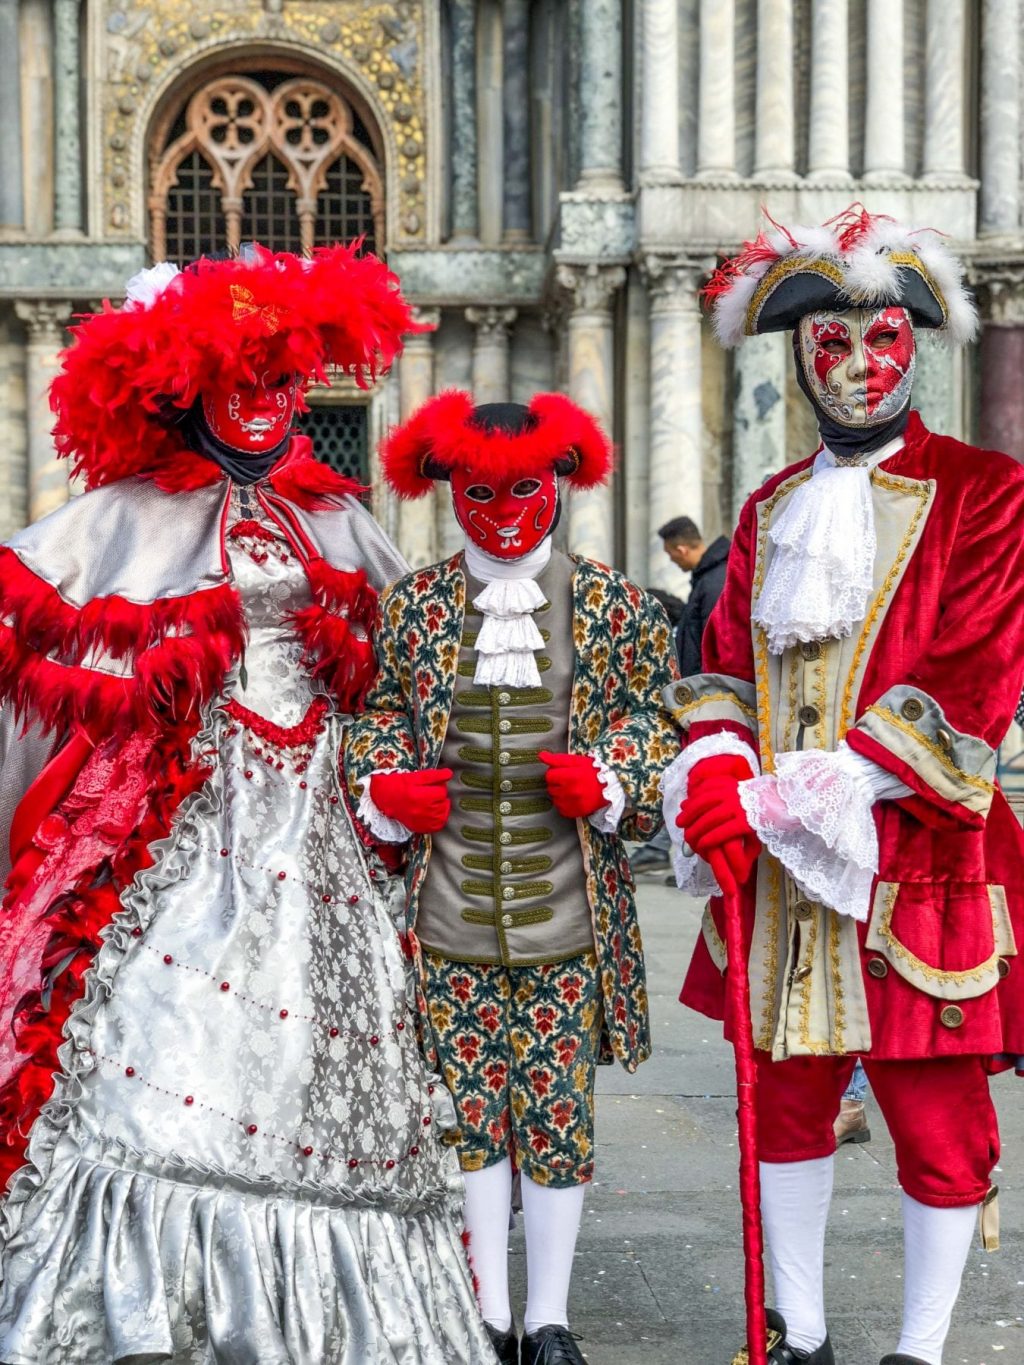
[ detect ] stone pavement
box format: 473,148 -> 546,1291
508,878 -> 1024,1365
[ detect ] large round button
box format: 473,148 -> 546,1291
866,957 -> 888,979
498,751 -> 511,766
674,683 -> 695,706
501,914 -> 513,928
998,957 -> 1011,979
940,1004 -> 964,1029
798,705 -> 820,727
502,887 -> 515,902
900,697 -> 924,722
936,727 -> 953,753
500,861 -> 513,874
793,900 -> 814,922
793,963 -> 812,982
498,692 -> 512,705
499,720 -> 512,734
500,832 -> 513,845
800,641 -> 822,661
499,801 -> 512,814
500,779 -> 513,792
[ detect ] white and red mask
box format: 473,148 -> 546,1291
450,467 -> 560,560
201,370 -> 299,453
797,306 -> 916,428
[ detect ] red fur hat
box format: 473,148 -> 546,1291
380,390 -> 613,499
51,243 -> 419,490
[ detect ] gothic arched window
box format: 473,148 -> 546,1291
149,72 -> 384,262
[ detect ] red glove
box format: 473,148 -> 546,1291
676,753 -> 760,896
538,751 -> 609,819
369,768 -> 453,835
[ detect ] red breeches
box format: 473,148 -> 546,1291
755,1052 -> 999,1207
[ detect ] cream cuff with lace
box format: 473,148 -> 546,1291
660,733 -> 760,894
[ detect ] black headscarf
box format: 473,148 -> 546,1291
791,330 -> 911,461
180,402 -> 293,485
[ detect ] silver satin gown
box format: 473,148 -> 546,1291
0,492 -> 495,1365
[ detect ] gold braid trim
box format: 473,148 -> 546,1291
866,705 -> 995,796
875,884 -> 1002,985
672,690 -> 758,724
829,909 -> 847,1053
744,257 -> 846,335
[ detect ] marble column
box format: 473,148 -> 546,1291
807,0 -> 850,180
555,263 -> 625,561
696,0 -> 736,178
731,333 -> 787,523
754,0 -> 794,179
397,308 -> 441,568
502,0 -> 531,238
864,0 -> 906,180
449,0 -> 479,239
639,0 -> 680,182
922,0 -> 966,180
53,0 -> 83,235
576,0 -> 623,189
978,270 -> 1024,460
980,0 -> 1021,235
15,301 -> 71,522
466,306 -> 517,403
643,257 -> 704,591
0,0 -> 24,229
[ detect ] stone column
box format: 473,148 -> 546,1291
502,0 -> 531,238
922,0 -> 966,180
807,0 -> 850,180
864,0 -> 906,181
397,308 -> 440,568
53,0 -> 84,235
466,306 -> 517,403
449,0 -> 479,239
0,0 -> 24,229
731,333 -> 787,523
576,0 -> 623,189
639,0 -> 680,182
555,263 -> 625,561
980,0 -> 1021,235
643,257 -> 704,590
978,269 -> 1024,460
15,301 -> 71,522
754,0 -> 794,179
696,0 -> 736,178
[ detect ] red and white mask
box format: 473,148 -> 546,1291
450,467 -> 560,560
201,370 -> 299,453
797,306 -> 916,428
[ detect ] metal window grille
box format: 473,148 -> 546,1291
241,154 -> 304,253
298,405 -> 369,483
316,157 -> 377,253
163,150 -> 227,263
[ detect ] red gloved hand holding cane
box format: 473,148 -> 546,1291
678,754 -> 770,1365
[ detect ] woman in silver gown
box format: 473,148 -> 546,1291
0,248 -> 495,1364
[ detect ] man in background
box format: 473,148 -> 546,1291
659,516 -> 731,676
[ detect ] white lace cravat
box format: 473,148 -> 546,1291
465,540 -> 551,689
753,438 -> 902,655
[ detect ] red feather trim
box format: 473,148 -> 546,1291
288,557 -> 379,714
380,390 -> 614,499
267,437 -> 367,509
52,243 -> 418,491
0,720 -> 207,1187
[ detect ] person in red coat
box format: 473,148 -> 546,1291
662,207 -> 1024,1365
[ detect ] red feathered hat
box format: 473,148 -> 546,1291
380,390 -> 613,499
51,243 -> 420,490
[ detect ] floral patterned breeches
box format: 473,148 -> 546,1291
422,951 -> 604,1188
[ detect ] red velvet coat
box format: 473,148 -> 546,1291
678,414 -> 1024,1062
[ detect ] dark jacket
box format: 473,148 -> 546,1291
677,535 -> 731,677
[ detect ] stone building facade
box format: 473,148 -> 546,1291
0,0 -> 1022,599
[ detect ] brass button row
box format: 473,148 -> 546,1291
798,704 -> 820,727
793,900 -> 814,922
900,697 -> 924,722
867,957 -> 887,979
800,641 -> 822,661
498,691 -> 511,705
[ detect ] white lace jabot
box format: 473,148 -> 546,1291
753,437 -> 902,655
465,540 -> 551,689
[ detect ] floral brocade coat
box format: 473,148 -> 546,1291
346,552 -> 681,1073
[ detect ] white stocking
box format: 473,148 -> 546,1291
521,1174 -> 586,1334
760,1157 -> 834,1354
895,1193 -> 977,1365
462,1158 -> 513,1331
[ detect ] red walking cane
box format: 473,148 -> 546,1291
722,885 -> 769,1365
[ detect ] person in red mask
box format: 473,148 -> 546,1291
663,207 -> 1024,1365
0,247 -> 498,1363
346,392 -> 680,1365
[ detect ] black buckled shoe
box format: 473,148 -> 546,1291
520,1324 -> 586,1365
733,1310 -> 835,1364
880,1357 -> 930,1364
485,1321 -> 520,1365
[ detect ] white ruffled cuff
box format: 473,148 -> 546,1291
659,733 -> 760,894
587,755 -> 627,834
738,742 -> 880,922
356,772 -> 414,844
